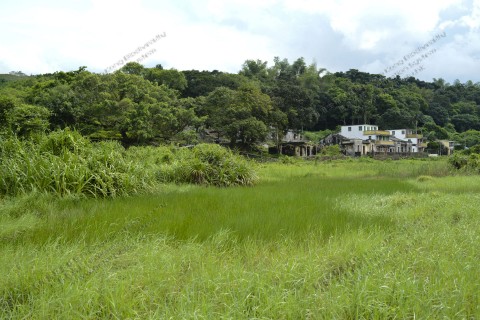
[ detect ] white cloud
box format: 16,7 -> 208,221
284,0 -> 463,48
460,0 -> 480,30
0,0 -> 478,82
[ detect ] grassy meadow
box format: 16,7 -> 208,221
1,158 -> 479,318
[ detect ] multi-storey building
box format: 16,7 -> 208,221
326,124 -> 420,156
388,129 -> 427,153
340,124 -> 399,155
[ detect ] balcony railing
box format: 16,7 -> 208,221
406,134 -> 423,139
375,140 -> 394,146
363,130 -> 390,136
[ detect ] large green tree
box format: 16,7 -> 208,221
204,84 -> 272,146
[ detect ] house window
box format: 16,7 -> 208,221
348,127 -> 351,131
402,130 -> 405,134
392,131 -> 395,135
369,136 -> 372,140
359,126 -> 363,131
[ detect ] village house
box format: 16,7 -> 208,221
269,130 -> 316,157
273,125 -> 453,158
438,140 -> 455,155
340,124 -> 397,155
322,124 -> 423,156
388,129 -> 427,153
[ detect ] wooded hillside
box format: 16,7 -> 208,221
1,59 -> 479,148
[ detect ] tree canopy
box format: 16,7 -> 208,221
1,59 -> 479,149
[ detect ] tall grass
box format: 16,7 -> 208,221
0,131 -> 258,198
1,175 -> 408,246
1,157 -> 479,318
259,157 -> 452,183
1,164 -> 479,318
372,157 -> 452,177
0,131 -> 151,197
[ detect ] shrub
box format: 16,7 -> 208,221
0,133 -> 258,197
279,155 -> 298,164
158,144 -> 258,187
448,151 -> 480,173
320,145 -> 342,157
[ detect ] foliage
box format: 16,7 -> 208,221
204,84 -> 272,146
0,131 -> 258,198
279,155 -> 299,164
10,69 -> 203,145
319,144 -> 342,156
145,68 -> 187,91
8,104 -> 51,137
449,147 -> 480,172
0,97 -> 16,133
303,129 -> 333,142
1,60 -> 480,149
119,62 -> 145,75
158,144 -> 258,187
452,130 -> 480,148
0,130 -> 151,197
423,121 -> 450,140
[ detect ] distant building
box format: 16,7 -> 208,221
340,124 -> 396,155
321,125 -> 425,157
388,129 -> 427,153
269,130 -> 316,157
341,124 -> 380,140
438,140 -> 455,155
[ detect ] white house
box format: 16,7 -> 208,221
341,124 -> 379,139
334,124 -> 423,155
340,124 -> 395,154
388,129 -> 426,153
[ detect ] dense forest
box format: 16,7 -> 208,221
1,58 -> 480,149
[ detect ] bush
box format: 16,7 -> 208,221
278,155 -> 297,164
158,144 -> 258,187
449,151 -> 480,173
314,145 -> 344,162
0,133 -> 258,198
319,145 -> 342,157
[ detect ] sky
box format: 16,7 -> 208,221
1,0 -> 479,83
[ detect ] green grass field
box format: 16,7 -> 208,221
1,158 -> 479,318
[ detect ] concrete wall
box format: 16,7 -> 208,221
340,124 -> 378,139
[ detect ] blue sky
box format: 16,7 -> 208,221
1,0 -> 479,82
